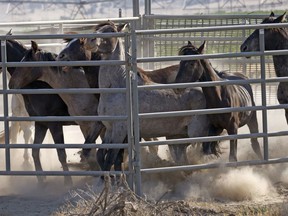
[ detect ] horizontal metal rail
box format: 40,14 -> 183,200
141,157 -> 288,174
136,22 -> 288,35
0,17 -> 288,196
0,17 -> 139,27
0,170 -> 129,176
0,143 -> 128,149
143,14 -> 269,20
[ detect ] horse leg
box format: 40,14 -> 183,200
102,124 -> 127,172
187,114 -> 210,155
49,124 -> 72,187
247,111 -> 263,160
82,122 -> 104,170
113,148 -> 124,172
32,123 -> 48,186
227,125 -> 238,162
9,121 -> 31,165
21,122 -> 34,164
143,137 -> 158,155
96,128 -> 112,171
167,135 -> 189,164
202,125 -> 223,156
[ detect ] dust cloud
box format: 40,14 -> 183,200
140,109 -> 288,203
0,125 -> 86,197
0,110 -> 287,204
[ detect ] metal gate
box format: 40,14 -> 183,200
1,15 -> 288,196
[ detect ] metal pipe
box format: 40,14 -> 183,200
1,40 -> 10,171
259,28 -> 269,160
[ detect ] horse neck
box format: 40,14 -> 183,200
40,67 -> 90,89
5,41 -> 27,75
40,66 -> 98,115
272,55 -> 288,77
199,59 -> 223,104
267,31 -> 288,77
272,39 -> 288,77
99,40 -> 127,88
199,59 -> 221,82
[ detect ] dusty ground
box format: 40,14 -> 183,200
0,112 -> 287,215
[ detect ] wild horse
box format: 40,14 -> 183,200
240,12 -> 288,124
57,21 -> 207,167
64,21 -> 210,172
57,32 -> 185,163
4,37 -> 100,186
0,30 -> 34,164
176,41 -> 262,162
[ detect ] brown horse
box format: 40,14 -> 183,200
176,41 -> 262,162
66,22 -> 210,173
240,11 -> 288,123
8,40 -> 105,178
57,27 -> 196,164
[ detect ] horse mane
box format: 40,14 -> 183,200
25,47 -> 57,62
6,38 -> 27,53
94,21 -> 117,32
136,67 -> 154,84
261,12 -> 288,38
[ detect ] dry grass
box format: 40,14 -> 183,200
53,174 -> 219,216
53,174 -> 288,216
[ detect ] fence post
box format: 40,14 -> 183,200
130,21 -> 142,196
125,30 -> 135,190
259,28 -> 268,160
1,39 -> 11,171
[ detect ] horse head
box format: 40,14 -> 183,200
0,30 -> 27,72
175,40 -> 206,83
240,11 -> 287,54
83,22 -> 128,58
9,41 -> 56,89
57,35 -> 92,61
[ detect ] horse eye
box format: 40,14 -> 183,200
91,38 -> 96,42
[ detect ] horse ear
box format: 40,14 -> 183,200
188,41 -> 192,46
198,41 -> 206,54
270,11 -> 275,17
31,41 -> 38,51
6,29 -> 12,35
273,11 -> 287,23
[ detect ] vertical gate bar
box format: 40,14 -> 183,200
130,20 -> 142,197
1,39 -> 11,171
144,0 -> 151,15
125,31 -> 134,190
59,23 -> 63,34
259,28 -> 269,160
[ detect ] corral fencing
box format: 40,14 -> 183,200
0,15 -> 288,196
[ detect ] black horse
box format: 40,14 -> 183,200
240,12 -> 288,124
1,33 -> 86,186
176,41 -> 262,162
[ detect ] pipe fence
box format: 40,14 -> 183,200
0,17 -> 288,196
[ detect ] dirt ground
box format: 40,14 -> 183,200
0,111 -> 288,216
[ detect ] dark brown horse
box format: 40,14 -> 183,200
8,41 -> 105,182
176,41 -> 263,162
240,12 -> 288,123
1,35 -> 77,186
